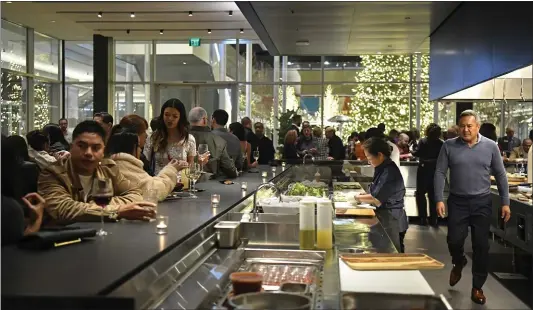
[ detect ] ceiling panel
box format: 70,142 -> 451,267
241,1 -> 460,55
1,1 -> 257,41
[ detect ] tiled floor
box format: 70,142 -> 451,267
404,224 -> 532,310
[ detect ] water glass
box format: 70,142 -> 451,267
211,194 -> 221,207
156,215 -> 169,235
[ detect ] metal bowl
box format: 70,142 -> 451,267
228,292 -> 312,310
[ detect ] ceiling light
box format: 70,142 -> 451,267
130,12 -> 135,18
6,1 -> 12,3
182,62 -> 187,65
189,11 -> 193,17
336,63 -> 339,67
405,16 -> 411,20
287,61 -> 293,65
126,29 -> 130,34
240,28 -> 244,34
377,52 -> 382,54
97,12 -> 102,18
295,40 -> 310,46
324,61 -> 330,65
50,20 -> 56,23
208,29 -> 211,34
160,29 -> 164,35
229,11 -> 233,16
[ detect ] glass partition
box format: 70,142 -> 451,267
34,32 -> 59,80
65,84 -> 93,126
1,20 -> 27,73
1,70 -> 27,135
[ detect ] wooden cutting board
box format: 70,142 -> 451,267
340,253 -> 444,270
336,208 -> 375,217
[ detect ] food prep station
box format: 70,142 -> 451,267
2,163 -> 452,310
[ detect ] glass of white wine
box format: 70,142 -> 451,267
253,150 -> 260,164
186,163 -> 201,197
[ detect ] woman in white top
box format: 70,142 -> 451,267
107,126 -> 188,201
144,99 -> 197,175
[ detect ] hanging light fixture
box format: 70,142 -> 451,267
189,11 -> 193,16
240,28 -> 244,34
130,12 -> 135,18
208,29 -> 212,34
160,29 -> 164,35
229,11 -> 233,16
97,12 -> 103,18
126,29 -> 130,34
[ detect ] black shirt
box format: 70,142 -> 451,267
412,137 -> 443,166
283,143 -> 299,160
245,128 -> 259,163
257,135 -> 275,165
1,196 -> 25,245
328,135 -> 345,160
289,124 -> 300,137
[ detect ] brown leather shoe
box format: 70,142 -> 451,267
471,288 -> 486,305
449,256 -> 467,286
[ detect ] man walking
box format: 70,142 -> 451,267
434,110 -> 511,305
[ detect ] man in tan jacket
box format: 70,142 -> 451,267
508,138 -> 532,161
39,120 -> 155,222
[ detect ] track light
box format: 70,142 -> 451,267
189,11 -> 193,17
160,29 -> 164,34
130,12 -> 135,18
126,29 -> 130,34
97,12 -> 102,18
207,29 -> 211,34
240,28 -> 244,34
229,11 -> 233,16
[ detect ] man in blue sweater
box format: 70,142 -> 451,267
434,110 -> 511,305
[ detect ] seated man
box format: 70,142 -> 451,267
26,130 -> 57,170
38,120 -> 155,222
509,138 -> 532,161
189,107 -> 238,178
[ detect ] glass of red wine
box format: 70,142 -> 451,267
92,178 -> 113,237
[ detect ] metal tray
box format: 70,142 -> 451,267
341,292 -> 452,310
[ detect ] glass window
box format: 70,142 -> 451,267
114,84 -> 150,121
240,84 -> 276,132
323,56 -> 363,82
239,43 -> 278,83
438,102 -> 456,131
155,41 -> 235,82
475,101 -> 502,137
199,86 -> 233,121
65,84 -> 93,127
115,41 -> 152,83
65,41 -> 93,82
1,20 -> 27,73
34,32 -> 60,80
1,70 -> 27,135
34,80 -> 61,129
505,101 -> 533,141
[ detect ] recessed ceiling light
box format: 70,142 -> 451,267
183,62 -> 187,65
130,12 -> 135,18
295,40 -> 310,46
229,10 -> 233,16
240,28 -> 244,34
126,29 -> 130,34
50,20 -> 56,23
207,29 -> 211,34
377,52 -> 382,54
160,29 -> 164,35
189,11 -> 193,17
405,16 -> 411,20
97,12 -> 102,18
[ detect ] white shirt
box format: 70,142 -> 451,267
387,141 -> 400,167
79,175 -> 93,202
28,147 -> 57,170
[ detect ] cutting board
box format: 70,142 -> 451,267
336,208 -> 375,217
340,253 -> 444,270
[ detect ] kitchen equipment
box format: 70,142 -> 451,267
341,292 -> 452,310
335,208 -> 375,217
228,292 -> 312,310
214,221 -> 241,248
340,253 -> 444,271
280,282 -> 309,294
299,198 -> 316,250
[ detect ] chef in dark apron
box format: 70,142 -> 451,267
356,137 -> 409,253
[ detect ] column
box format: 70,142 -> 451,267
144,42 -> 151,120
273,56 -> 280,148
26,28 -> 35,132
281,56 -> 288,112
245,43 -> 252,117
415,53 -> 422,131
408,54 -> 414,129
93,34 -> 113,114
125,64 -> 134,115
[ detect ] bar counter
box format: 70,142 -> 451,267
1,166 -> 282,298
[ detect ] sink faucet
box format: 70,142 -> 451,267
252,182 -> 280,222
303,153 -> 314,165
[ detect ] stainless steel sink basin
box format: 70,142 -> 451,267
240,222 -> 300,248
224,212 -> 299,224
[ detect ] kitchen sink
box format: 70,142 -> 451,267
223,212 -> 299,224
239,222 -> 300,248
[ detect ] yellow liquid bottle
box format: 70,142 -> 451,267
299,230 -> 316,250
316,199 -> 333,250
316,230 -> 333,249
299,199 -> 316,250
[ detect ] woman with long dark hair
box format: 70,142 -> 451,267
412,123 -> 443,227
43,123 -> 70,153
229,122 -> 257,170
143,98 -> 197,175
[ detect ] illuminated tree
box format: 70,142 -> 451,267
342,54 -> 433,140
34,83 -> 51,129
1,71 -> 24,135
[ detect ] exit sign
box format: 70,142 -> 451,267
189,38 -> 201,47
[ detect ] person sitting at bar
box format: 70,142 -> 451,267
508,138 -> 532,161
106,126 -> 189,201
211,109 -> 243,167
254,122 -> 275,165
94,112 -> 114,143
230,122 -> 258,170
189,107 -> 237,178
325,127 -> 345,160
2,136 -> 45,245
43,123 -> 70,154
6,135 -> 40,194
241,117 -> 259,163
26,129 -> 57,170
397,132 -> 411,155
38,120 -> 156,222
119,114 -> 152,175
497,127 -> 521,157
355,137 -> 408,253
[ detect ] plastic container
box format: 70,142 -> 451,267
316,199 -> 333,249
299,198 -> 316,250
229,272 -> 263,296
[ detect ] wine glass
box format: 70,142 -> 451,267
92,178 -> 113,237
253,150 -> 260,164
198,144 -> 209,171
185,163 -> 201,198
242,152 -> 247,171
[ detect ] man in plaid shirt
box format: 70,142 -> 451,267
312,127 -> 329,160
